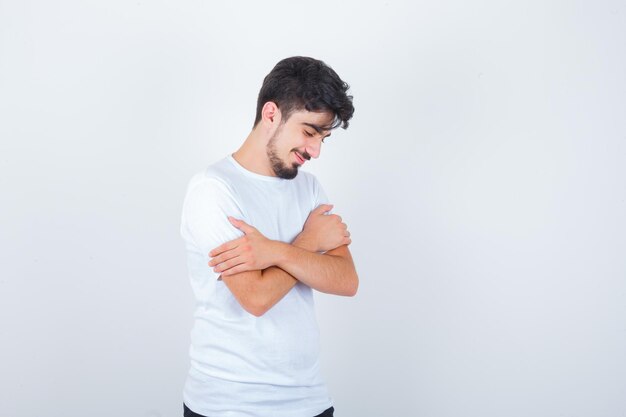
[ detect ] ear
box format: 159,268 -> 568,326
261,101 -> 282,127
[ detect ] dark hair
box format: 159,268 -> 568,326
253,56 -> 354,130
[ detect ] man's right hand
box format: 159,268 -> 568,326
294,204 -> 351,253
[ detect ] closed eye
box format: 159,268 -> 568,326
304,129 -> 328,143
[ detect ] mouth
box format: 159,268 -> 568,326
294,151 -> 305,165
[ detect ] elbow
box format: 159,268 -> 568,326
241,296 -> 273,317
349,282 -> 359,297
343,273 -> 359,297
246,306 -> 269,317
246,308 -> 268,318
347,281 -> 358,297
222,272 -> 274,317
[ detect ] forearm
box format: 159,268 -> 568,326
253,235 -> 316,301
255,266 -> 298,311
272,242 -> 358,296
220,233 -> 356,316
228,237 -> 312,316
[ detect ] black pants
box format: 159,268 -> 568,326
183,403 -> 334,417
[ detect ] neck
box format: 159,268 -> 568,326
232,128 -> 275,177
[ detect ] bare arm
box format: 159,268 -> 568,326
272,242 -> 358,296
220,243 -> 357,316
217,234 -> 318,317
210,206 -> 356,315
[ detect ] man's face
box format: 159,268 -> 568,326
266,110 -> 334,179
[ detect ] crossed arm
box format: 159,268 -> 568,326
208,205 -> 359,317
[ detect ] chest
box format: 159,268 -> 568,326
235,182 -> 315,243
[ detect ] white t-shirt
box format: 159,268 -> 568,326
180,155 -> 332,417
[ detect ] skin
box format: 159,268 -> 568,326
231,102 -> 332,178
208,102 -> 358,316
210,206 -> 354,293
210,204 -> 350,272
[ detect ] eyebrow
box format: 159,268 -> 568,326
302,122 -> 332,138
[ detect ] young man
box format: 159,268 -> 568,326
180,56 -> 357,417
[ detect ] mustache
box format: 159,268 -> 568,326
295,150 -> 311,161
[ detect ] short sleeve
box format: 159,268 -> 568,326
181,177 -> 246,269
313,176 -> 332,214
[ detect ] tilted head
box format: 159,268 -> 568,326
254,57 -> 355,179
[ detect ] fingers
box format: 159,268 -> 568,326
209,236 -> 246,257
208,247 -> 239,267
212,255 -> 244,274
228,216 -> 256,234
221,263 -> 251,277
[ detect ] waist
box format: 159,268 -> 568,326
189,307 -> 321,385
184,366 -> 331,417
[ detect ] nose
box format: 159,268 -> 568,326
305,139 -> 322,159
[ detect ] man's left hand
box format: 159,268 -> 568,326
208,217 -> 279,276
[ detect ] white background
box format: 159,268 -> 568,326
1,1 -> 625,416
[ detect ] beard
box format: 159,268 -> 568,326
266,128 -> 303,180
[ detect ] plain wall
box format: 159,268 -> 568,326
1,1 -> 625,416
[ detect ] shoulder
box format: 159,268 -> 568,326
185,158 -> 239,198
182,162 -> 244,217
184,172 -> 230,201
181,162 -> 246,223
